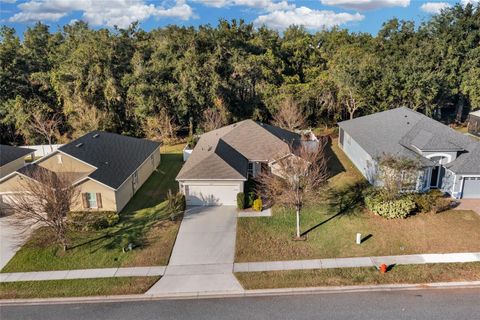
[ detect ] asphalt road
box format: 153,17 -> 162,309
1,288 -> 480,320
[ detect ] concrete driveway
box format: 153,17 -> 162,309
0,215 -> 32,270
454,199 -> 480,215
146,206 -> 243,295
169,206 -> 237,265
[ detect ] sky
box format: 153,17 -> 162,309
0,0 -> 478,36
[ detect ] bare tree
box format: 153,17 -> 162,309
202,97 -> 230,132
345,89 -> 360,120
6,167 -> 79,251
272,96 -> 307,131
144,109 -> 179,144
29,112 -> 61,151
256,140 -> 329,239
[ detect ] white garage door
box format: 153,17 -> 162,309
185,183 -> 240,206
462,177 -> 480,199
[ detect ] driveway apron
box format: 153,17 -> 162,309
146,206 -> 243,295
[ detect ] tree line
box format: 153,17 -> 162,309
1,3 -> 479,145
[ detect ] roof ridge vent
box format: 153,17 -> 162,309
93,134 -> 100,138
75,143 -> 84,148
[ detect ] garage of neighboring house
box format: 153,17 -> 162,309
462,177 -> 480,199
181,180 -> 244,206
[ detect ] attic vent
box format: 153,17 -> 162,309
75,143 -> 84,148
93,134 -> 99,138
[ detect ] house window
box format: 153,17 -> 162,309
248,162 -> 254,176
86,192 -> 97,208
57,154 -> 63,164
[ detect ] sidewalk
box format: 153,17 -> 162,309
234,252 -> 480,273
1,252 -> 478,284
0,266 -> 165,283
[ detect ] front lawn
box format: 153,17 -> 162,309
236,262 -> 480,289
0,276 -> 159,299
235,139 -> 480,262
2,144 -> 185,272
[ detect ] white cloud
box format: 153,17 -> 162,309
254,6 -> 364,31
320,0 -> 410,10
8,0 -> 194,28
195,0 -> 293,11
420,2 -> 451,14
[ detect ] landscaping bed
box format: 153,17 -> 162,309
236,262 -> 480,289
1,145 -> 185,273
235,140 -> 480,262
0,276 -> 160,299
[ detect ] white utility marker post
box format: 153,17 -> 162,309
356,233 -> 362,245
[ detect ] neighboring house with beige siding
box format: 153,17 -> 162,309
0,145 -> 35,179
0,132 -> 160,213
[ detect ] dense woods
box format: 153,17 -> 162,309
1,3 -> 479,145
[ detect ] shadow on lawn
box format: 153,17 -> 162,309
325,137 -> 346,179
301,181 -> 368,237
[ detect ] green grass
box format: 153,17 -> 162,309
0,277 -> 160,299
236,262 -> 480,289
235,139 -> 480,262
2,144 -> 185,272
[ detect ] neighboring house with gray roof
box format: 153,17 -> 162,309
338,107 -> 480,199
177,120 -> 300,205
0,132 -> 161,212
468,110 -> 480,137
0,145 -> 35,179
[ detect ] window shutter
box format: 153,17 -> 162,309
82,193 -> 89,209
96,193 -> 102,209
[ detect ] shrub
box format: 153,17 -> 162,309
365,192 -> 416,219
253,198 -> 263,212
246,191 -> 256,207
414,190 -> 450,214
166,190 -> 186,220
237,192 -> 245,210
68,211 -> 119,231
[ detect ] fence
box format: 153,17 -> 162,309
19,144 -> 63,158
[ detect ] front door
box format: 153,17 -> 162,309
430,166 -> 439,188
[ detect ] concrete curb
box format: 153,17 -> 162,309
1,281 -> 480,306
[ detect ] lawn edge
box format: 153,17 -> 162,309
1,281 -> 480,305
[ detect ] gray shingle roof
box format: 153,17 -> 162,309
59,131 -> 160,189
338,107 -> 480,173
0,145 -> 35,166
176,120 -> 300,180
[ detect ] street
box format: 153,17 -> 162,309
1,288 -> 479,320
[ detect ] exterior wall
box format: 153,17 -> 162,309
38,152 -> 95,174
115,147 -> 161,212
74,179 -> 117,212
179,180 -> 245,193
0,174 -> 25,193
0,157 -> 27,178
468,115 -> 480,136
338,129 -> 376,183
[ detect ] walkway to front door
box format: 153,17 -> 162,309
146,206 -> 243,295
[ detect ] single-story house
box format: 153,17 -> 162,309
468,110 -> 480,137
338,107 -> 480,199
176,120 -> 300,206
0,131 -> 161,212
0,145 -> 35,179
